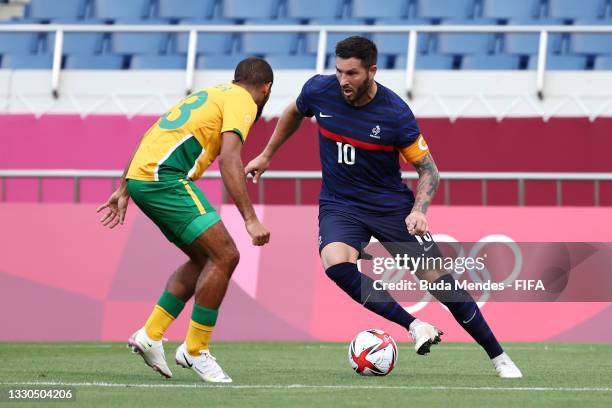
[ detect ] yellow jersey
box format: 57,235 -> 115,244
126,82 -> 257,182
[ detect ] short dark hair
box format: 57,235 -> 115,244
335,36 -> 378,69
234,57 -> 273,86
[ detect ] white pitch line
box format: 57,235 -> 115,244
1,382 -> 611,393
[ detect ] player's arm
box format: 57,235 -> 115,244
245,101 -> 305,183
96,138 -> 144,229
407,153 -> 440,236
219,131 -> 270,246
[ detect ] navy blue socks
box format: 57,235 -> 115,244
325,262 -> 416,329
428,274 -> 503,359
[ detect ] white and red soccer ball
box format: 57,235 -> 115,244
348,329 -> 398,376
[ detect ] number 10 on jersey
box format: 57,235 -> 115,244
336,142 -> 355,165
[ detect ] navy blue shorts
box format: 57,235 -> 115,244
318,205 -> 440,259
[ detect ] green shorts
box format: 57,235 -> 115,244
127,178 -> 221,246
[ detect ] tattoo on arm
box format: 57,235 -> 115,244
412,153 -> 440,214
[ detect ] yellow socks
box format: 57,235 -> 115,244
144,291 -> 185,341
185,304 -> 218,357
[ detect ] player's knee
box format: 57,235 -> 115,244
218,246 -> 240,274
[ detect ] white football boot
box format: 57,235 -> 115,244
175,343 -> 232,383
127,327 -> 172,378
409,319 -> 443,355
492,352 -> 523,378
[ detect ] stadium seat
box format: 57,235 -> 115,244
64,54 -> 125,69
547,0 -> 607,20
371,19 -> 431,55
395,54 -> 455,69
503,18 -> 564,55
351,0 -> 410,20
482,0 -> 542,20
27,0 -> 87,20
569,19 -> 612,55
461,54 -> 521,69
527,54 -> 587,70
1,54 -> 53,69
109,19 -> 169,55
196,54 -> 251,69
172,19 -> 235,55
265,55 -> 317,69
92,0 -> 152,21
222,0 -> 280,20
239,19 -> 301,55
436,19 -> 498,55
0,21 -> 40,54
130,54 -> 186,69
285,0 -> 343,20
157,0 -> 216,21
44,20 -> 105,55
303,19 -> 369,55
593,55 -> 612,69
415,0 -> 476,20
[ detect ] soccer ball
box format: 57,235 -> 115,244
348,329 -> 398,376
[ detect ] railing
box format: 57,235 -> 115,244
1,24 -> 612,99
1,170 -> 611,206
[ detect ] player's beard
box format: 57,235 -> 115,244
342,76 -> 371,106
255,91 -> 270,122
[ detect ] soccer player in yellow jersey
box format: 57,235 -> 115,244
97,57 -> 273,383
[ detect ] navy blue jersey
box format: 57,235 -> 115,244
296,74 -> 430,214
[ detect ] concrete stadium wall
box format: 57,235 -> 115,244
1,203 -> 611,342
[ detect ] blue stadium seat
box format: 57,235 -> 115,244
527,54 -> 587,70
157,0 -> 216,21
64,55 -> 125,69
27,0 -> 87,20
395,54 -> 455,69
415,0 -> 476,20
482,0 -> 542,20
130,54 -> 186,69
0,22 -> 40,54
569,19 -> 612,55
196,54 -> 251,69
240,19 -> 301,55
371,19 -> 431,55
503,18 -> 564,55
1,54 -> 53,69
303,19 -> 369,54
44,20 -> 105,55
593,56 -> 612,69
547,0 -> 606,20
461,54 -> 521,69
285,0 -> 343,20
222,0 -> 280,20
172,19 -> 235,55
436,19 -> 498,55
109,20 -> 169,55
351,0 -> 409,20
92,0 -> 152,21
265,55 -> 317,69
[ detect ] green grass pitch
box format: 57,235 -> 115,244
0,342 -> 611,407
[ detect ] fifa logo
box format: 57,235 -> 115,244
370,125 -> 381,139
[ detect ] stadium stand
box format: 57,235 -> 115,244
156,0 -> 217,22
0,0 -> 611,71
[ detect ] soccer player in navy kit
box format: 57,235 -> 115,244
246,37 -> 522,378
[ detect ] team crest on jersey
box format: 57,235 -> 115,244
370,125 -> 381,139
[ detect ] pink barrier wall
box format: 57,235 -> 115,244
1,114 -> 612,205
1,203 -> 610,342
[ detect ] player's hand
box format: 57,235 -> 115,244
406,210 -> 428,236
244,154 -> 270,184
97,188 -> 129,229
245,218 -> 270,246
